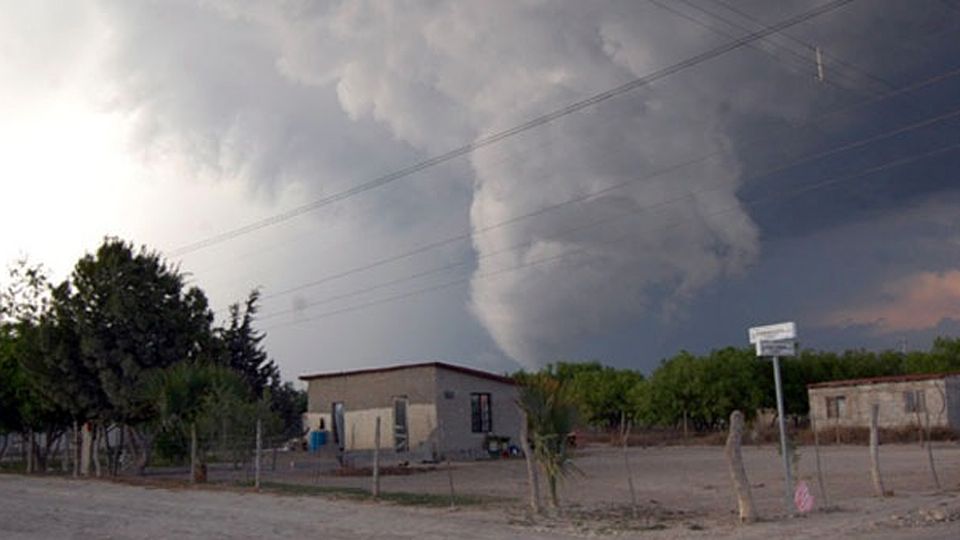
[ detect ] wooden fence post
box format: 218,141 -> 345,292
519,410 -> 541,515
725,410 -> 757,523
190,422 -> 197,484
620,411 -> 638,517
869,404 -> 885,497
923,408 -> 940,490
255,418 -> 262,490
810,414 -> 829,508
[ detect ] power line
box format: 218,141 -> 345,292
646,0 -> 866,95
167,0 -> 856,258
706,0 -> 897,93
254,65 -> 960,305
263,139 -> 960,332
257,104 -> 960,322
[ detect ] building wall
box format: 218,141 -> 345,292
303,364 -> 522,459
946,377 -> 960,428
304,365 -> 439,456
809,377 -> 957,429
434,368 -> 521,458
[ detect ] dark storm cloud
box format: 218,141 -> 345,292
23,0 -> 959,373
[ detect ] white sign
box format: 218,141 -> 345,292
748,321 -> 797,344
756,339 -> 797,357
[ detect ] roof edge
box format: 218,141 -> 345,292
807,371 -> 960,390
299,361 -> 516,385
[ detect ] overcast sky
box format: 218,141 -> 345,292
2,0 -> 959,381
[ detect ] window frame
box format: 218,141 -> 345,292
470,392 -> 492,433
825,395 -> 846,419
904,389 -> 926,413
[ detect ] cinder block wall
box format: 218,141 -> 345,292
304,365 -> 439,455
809,378 -> 954,429
434,369 -> 521,458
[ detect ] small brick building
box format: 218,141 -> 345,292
807,372 -> 960,430
300,362 -> 521,461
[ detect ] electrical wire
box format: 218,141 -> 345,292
253,66 -> 960,306
263,139 -> 960,332
167,0 -> 856,258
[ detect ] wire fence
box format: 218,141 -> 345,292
3,411 -> 958,528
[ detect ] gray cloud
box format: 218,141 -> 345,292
17,0 -> 955,374
91,1 -> 853,369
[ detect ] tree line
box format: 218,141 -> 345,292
0,238 -> 306,477
518,338 -> 960,434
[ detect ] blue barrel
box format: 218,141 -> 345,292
309,430 -> 327,452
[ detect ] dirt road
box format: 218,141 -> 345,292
1,473 -> 959,539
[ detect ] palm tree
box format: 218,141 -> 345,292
516,373 -> 579,510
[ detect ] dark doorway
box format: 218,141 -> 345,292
332,402 -> 345,451
393,397 -> 409,453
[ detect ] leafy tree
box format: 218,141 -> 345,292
218,289 -> 305,440
219,289 -> 278,397
647,351 -> 701,434
0,260 -> 70,469
63,238 -> 217,427
548,361 -> 645,429
266,381 -> 308,440
147,362 -> 254,482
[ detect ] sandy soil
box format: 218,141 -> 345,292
3,443 -> 960,538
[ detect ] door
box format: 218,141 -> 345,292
393,397 -> 409,453
332,402 -> 345,451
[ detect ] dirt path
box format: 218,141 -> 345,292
1,474 -> 959,539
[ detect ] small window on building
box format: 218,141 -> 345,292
471,393 -> 492,433
904,389 -> 926,413
826,395 -> 846,419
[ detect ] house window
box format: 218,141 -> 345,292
825,396 -> 846,419
904,390 -> 926,413
471,393 -> 492,433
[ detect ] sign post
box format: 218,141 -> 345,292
749,322 -> 798,515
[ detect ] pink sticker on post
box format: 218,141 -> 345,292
794,480 -> 815,513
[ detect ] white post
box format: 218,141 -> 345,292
255,418 -> 262,490
772,355 -> 794,514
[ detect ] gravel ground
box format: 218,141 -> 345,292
3,443 -> 960,538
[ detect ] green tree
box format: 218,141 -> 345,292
648,351 -> 702,434
0,260 -> 70,469
218,289 -> 305,440
147,362 -> 253,482
219,289 -> 278,397
64,239 -> 217,427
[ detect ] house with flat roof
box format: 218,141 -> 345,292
299,362 -> 521,461
807,372 -> 960,430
